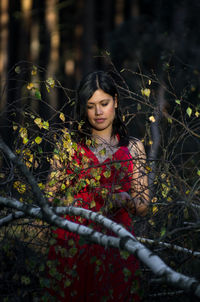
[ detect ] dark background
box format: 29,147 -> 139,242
1,0 -> 200,121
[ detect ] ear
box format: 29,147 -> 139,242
114,94 -> 118,108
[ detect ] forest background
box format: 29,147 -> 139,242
0,0 -> 200,301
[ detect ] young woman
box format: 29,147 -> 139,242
46,71 -> 149,301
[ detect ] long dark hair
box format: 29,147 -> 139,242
73,70 -> 129,146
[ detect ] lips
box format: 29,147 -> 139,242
95,118 -> 106,123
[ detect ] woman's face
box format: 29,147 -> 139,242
86,89 -> 117,133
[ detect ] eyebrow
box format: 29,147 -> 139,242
87,98 -> 111,105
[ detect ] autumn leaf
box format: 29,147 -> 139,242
160,227 -> 166,237
186,107 -> 192,117
149,116 -> 156,123
34,118 -> 42,129
99,148 -> 106,156
15,66 -> 21,74
141,88 -> 151,97
43,120 -> 49,130
31,65 -> 37,75
35,136 -> 42,144
90,200 -> 96,208
103,170 -> 111,178
59,112 -> 65,122
46,77 -> 55,88
27,82 -> 34,90
19,127 -> 28,138
13,181 -> 26,194
152,205 -> 158,215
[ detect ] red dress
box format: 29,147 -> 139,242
47,143 -> 140,301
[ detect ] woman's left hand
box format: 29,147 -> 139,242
112,192 -> 131,207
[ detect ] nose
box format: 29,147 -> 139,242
95,105 -> 103,115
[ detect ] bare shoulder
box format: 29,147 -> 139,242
128,137 -> 146,159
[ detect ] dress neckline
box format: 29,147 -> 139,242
83,144 -> 122,164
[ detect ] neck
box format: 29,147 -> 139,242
91,130 -> 119,147
92,128 -> 113,145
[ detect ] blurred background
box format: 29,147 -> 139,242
1,2 -> 200,301
1,0 -> 200,113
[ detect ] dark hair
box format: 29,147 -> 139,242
73,70 -> 129,146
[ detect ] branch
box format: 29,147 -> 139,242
0,196 -> 200,297
137,237 -> 200,258
0,211 -> 25,226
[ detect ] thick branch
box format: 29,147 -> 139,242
0,196 -> 200,297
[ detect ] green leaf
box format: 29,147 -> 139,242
35,90 -> 41,100
35,136 -> 42,144
43,120 -> 49,130
175,99 -> 181,105
120,250 -> 130,260
103,170 -> 111,178
197,170 -> 200,176
161,227 -> 166,237
186,107 -> 192,117
15,66 -> 21,74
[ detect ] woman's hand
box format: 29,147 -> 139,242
112,192 -> 136,214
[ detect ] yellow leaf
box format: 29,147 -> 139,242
151,197 -> 158,203
149,140 -> 153,145
34,118 -> 43,129
149,116 -> 156,123
86,139 -> 92,146
141,88 -> 151,97
152,205 -> 158,214
59,112 -> 65,122
38,182 -> 45,190
99,148 -> 106,156
13,125 -> 18,131
19,127 -> 28,138
145,166 -> 152,173
103,170 -> 111,178
161,173 -> 166,179
186,107 -> 192,117
31,66 -> 37,75
148,80 -> 151,85
66,193 -> 74,205
27,82 -> 34,90
43,121 -> 49,130
13,181 -> 26,194
195,111 -> 200,117
86,179 -> 90,185
23,137 -> 29,145
35,136 -> 42,144
46,77 -> 55,88
61,184 -> 66,190
90,200 -> 96,208
148,219 -> 155,226
31,69 -> 37,76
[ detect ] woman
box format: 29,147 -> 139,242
46,71 -> 149,301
